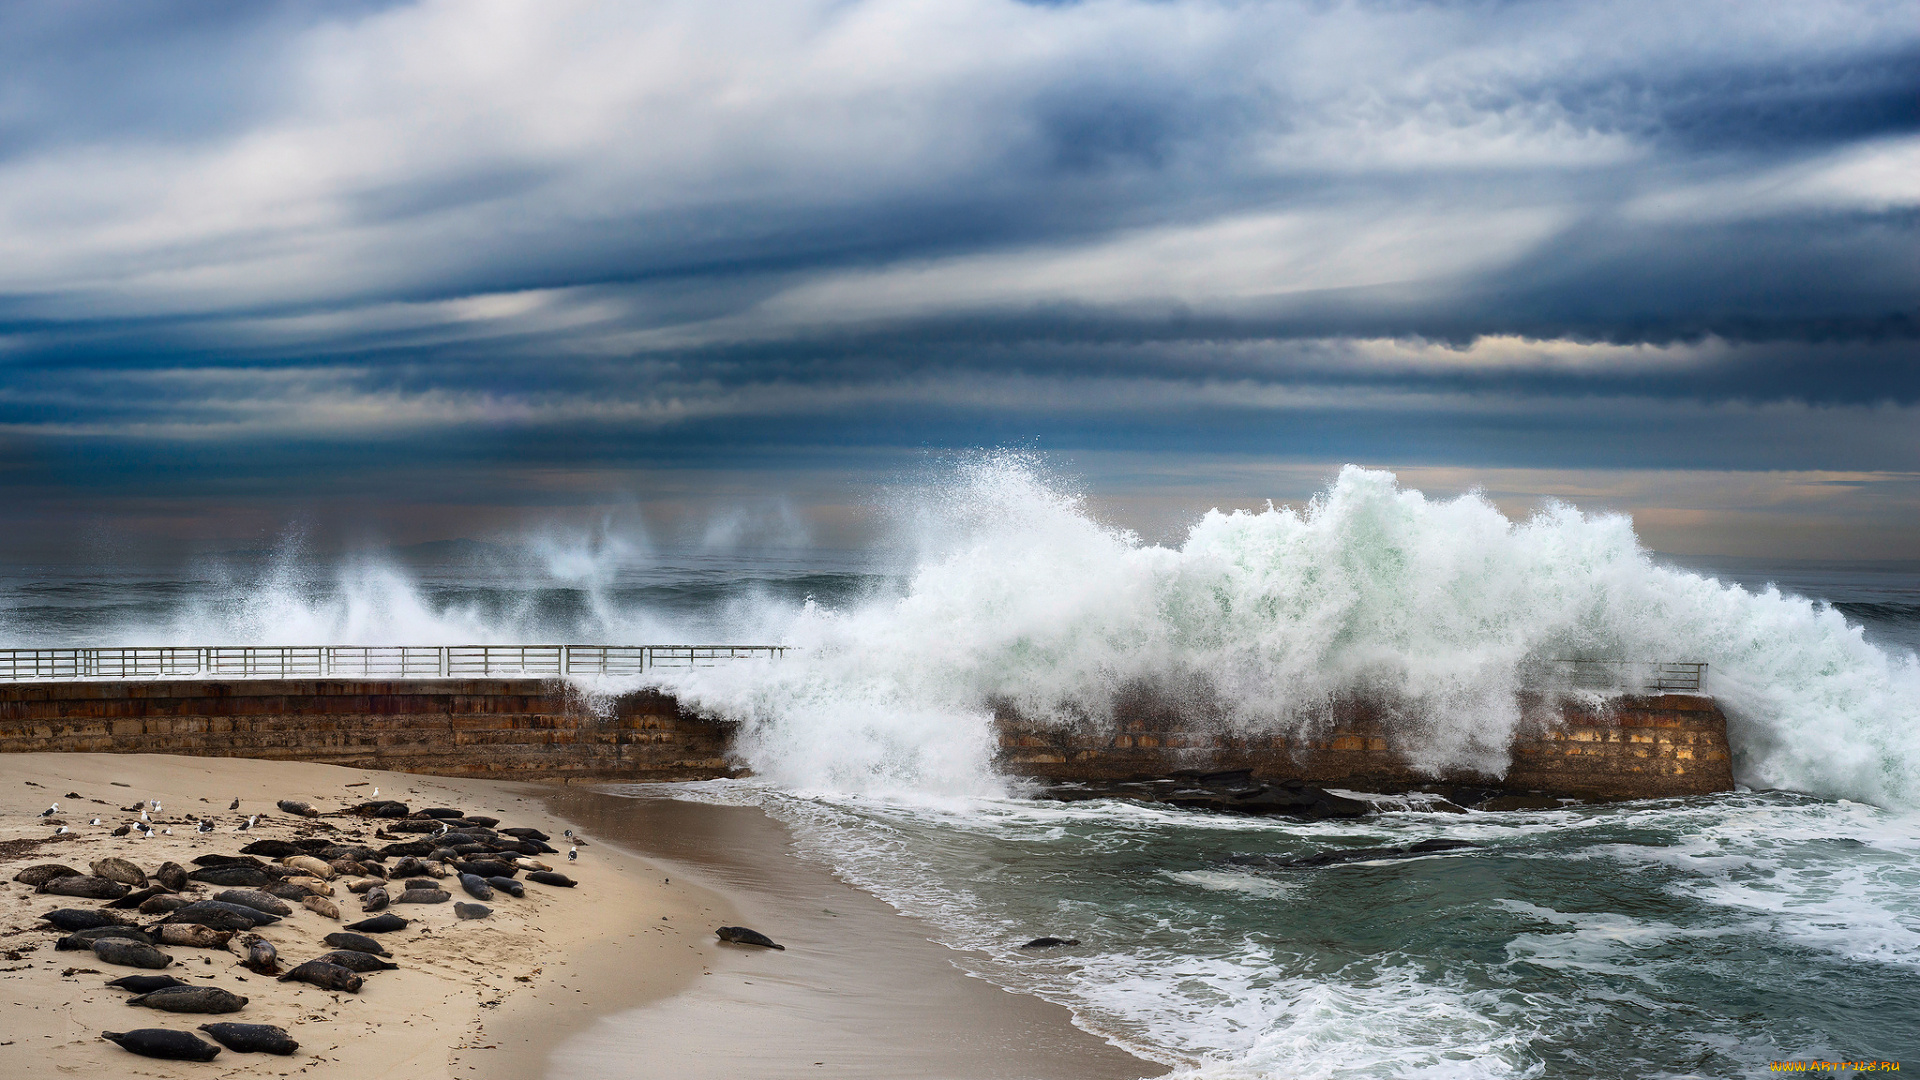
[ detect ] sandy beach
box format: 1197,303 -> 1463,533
2,754 -> 1160,1080
0,753 -> 718,1080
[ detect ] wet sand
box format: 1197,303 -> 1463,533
483,786 -> 1164,1080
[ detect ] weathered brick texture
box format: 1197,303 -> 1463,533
995,693 -> 1734,800
0,679 -> 737,781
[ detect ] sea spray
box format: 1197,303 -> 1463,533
660,457 -> 1920,806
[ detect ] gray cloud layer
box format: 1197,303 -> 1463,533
0,0 -> 1914,554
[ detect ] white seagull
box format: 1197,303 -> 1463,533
568,846 -> 578,862
90,817 -> 100,826
39,803 -> 57,817
238,815 -> 256,831
55,825 -> 68,834
139,809 -> 149,822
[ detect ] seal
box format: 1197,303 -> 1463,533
343,913 -> 408,933
361,885 -> 391,911
90,857 -> 148,886
277,959 -> 363,993
163,901 -> 274,932
715,926 -> 785,950
454,902 -> 492,920
57,926 -> 153,950
155,861 -> 190,892
1019,937 -> 1080,949
40,875 -> 132,900
213,889 -> 293,917
187,864 -> 277,888
13,863 -> 82,887
106,974 -> 188,993
126,986 -> 248,1013
199,1022 -> 299,1055
279,855 -> 334,879
101,1028 -> 222,1061
41,908 -> 133,932
275,799 -> 319,818
154,924 -> 234,950
394,888 -> 450,904
323,931 -> 391,956
106,886 -> 169,910
138,895 -> 191,916
488,876 -> 525,898
526,871 -> 576,888
302,895 -> 342,920
313,949 -> 398,973
242,937 -> 281,975
458,873 -> 494,901
92,939 -> 174,969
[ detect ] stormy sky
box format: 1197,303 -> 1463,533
1,0 -> 1916,560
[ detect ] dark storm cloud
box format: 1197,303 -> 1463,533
0,0 -> 1914,558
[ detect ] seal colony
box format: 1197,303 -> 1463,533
0,753 -> 726,1080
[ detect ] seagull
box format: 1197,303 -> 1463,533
198,821 -> 214,833
39,803 -> 57,817
152,800 -> 162,812
139,809 -> 149,822
90,817 -> 100,826
162,828 -> 173,836
229,798 -> 240,810
55,825 -> 68,834
238,815 -> 256,831
371,787 -> 379,797
568,846 -> 578,862
563,829 -> 573,838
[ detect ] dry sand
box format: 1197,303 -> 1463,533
0,753 -> 717,1080
3,755 -> 1161,1080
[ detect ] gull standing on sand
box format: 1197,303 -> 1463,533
238,815 -> 256,831
90,817 -> 100,826
568,846 -> 578,862
39,803 -> 57,817
229,798 -> 240,810
139,809 -> 148,822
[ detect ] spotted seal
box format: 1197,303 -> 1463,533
278,959 -> 363,993
101,1028 -> 221,1061
126,985 -> 248,1014
198,1022 -> 299,1055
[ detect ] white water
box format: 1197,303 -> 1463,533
660,457 -> 1920,807
42,454 -> 1920,807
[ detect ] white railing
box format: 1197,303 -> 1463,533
1547,659 -> 1707,693
0,645 -> 788,681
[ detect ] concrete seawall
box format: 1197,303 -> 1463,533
0,679 -> 1734,799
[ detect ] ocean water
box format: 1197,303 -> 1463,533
4,458 -> 1918,1076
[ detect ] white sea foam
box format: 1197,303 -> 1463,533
660,456 -> 1920,806
78,454 -> 1920,806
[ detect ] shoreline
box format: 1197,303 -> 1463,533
495,785 -> 1162,1080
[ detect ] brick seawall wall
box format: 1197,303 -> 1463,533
0,679 -> 736,781
0,680 -> 1734,799
995,693 -> 1734,800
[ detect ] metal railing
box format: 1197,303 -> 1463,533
1547,659 -> 1707,693
0,645 -> 789,682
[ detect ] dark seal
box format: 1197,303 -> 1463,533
126,986 -> 248,1014
344,913 -> 409,933
199,1022 -> 300,1056
106,974 -> 188,994
323,931 -> 390,956
278,960 -> 363,993
715,926 -> 785,950
101,1028 -> 221,1061
1019,937 -> 1080,949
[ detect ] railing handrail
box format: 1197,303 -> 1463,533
0,644 -> 790,681
1545,658 -> 1708,693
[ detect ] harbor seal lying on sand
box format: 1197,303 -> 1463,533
92,939 -> 173,969
106,974 -> 188,994
154,924 -> 233,949
126,986 -> 248,1014
323,931 -> 390,956
101,1028 -> 221,1061
199,1022 -> 299,1055
715,926 -> 785,950
242,938 -> 281,975
454,902 -> 492,920
40,908 -> 132,932
343,913 -> 408,933
313,949 -> 397,972
278,959 -> 363,993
